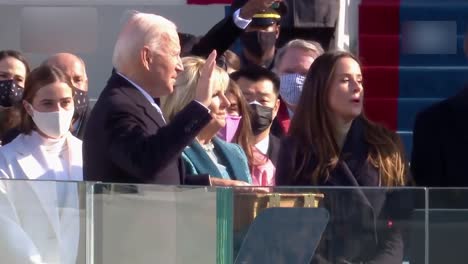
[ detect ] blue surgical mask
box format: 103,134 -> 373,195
279,73 -> 305,106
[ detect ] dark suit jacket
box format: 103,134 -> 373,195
190,14 -> 243,58
267,134 -> 281,167
276,117 -> 407,264
83,73 -> 211,185
412,86 -> 468,187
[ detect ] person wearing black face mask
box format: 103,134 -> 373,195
239,9 -> 282,70
231,65 -> 281,172
230,0 -> 285,70
0,50 -> 30,145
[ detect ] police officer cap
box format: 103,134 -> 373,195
231,0 -> 287,27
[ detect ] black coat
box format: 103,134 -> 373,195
267,134 -> 281,167
83,73 -> 211,185
276,117 -> 408,264
412,86 -> 468,187
190,14 -> 243,58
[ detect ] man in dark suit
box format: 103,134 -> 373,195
230,65 -> 281,166
411,32 -> 468,187
83,12 -> 247,186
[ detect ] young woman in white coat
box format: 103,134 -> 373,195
0,65 -> 82,264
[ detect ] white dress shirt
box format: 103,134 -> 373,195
255,135 -> 270,156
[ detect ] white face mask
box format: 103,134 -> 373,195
29,105 -> 75,138
279,73 -> 306,106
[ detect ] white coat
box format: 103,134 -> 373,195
0,132 -> 83,264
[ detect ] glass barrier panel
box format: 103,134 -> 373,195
0,179 -> 86,264
228,187 -> 426,264
88,183 -> 219,264
427,188 -> 468,264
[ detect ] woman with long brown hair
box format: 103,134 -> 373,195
0,50 -> 31,144
276,51 -> 410,263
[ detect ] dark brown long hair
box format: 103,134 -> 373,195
0,50 -> 31,140
20,65 -> 74,134
0,50 -> 31,75
226,80 -> 255,165
288,51 -> 407,186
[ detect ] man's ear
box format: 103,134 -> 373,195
141,46 -> 153,70
275,24 -> 281,39
272,98 -> 280,119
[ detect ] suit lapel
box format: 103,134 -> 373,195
212,137 -> 242,181
16,135 -> 52,181
267,134 -> 280,166
14,135 -> 61,239
109,72 -> 166,128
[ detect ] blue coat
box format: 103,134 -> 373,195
182,137 -> 252,184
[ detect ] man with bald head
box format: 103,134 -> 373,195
411,30 -> 468,188
84,12 -> 238,185
43,53 -> 89,139
44,53 -> 88,92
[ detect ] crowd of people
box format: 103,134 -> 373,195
0,0 -> 467,263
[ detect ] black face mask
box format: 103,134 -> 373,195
249,103 -> 273,135
241,31 -> 277,58
72,89 -> 89,135
0,80 -> 23,107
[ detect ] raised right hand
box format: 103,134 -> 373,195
194,50 -> 217,107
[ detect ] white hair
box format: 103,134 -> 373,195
112,11 -> 177,72
275,39 -> 325,69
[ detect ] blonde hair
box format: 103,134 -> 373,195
161,56 -> 229,122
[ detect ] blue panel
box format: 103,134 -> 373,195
399,66 -> 468,98
397,98 -> 441,130
399,3 -> 468,66
397,131 -> 413,157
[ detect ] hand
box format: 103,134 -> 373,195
195,50 -> 217,107
239,0 -> 282,20
210,177 -> 251,187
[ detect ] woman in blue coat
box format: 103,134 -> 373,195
162,56 -> 252,185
